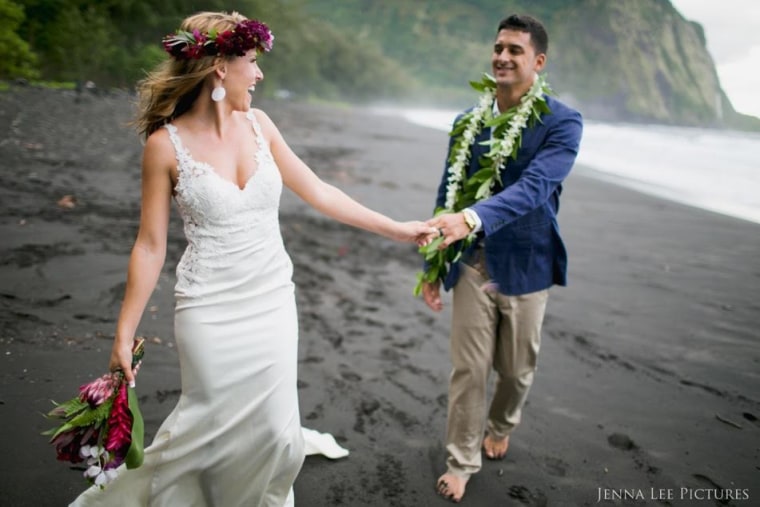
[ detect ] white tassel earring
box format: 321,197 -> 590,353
211,83 -> 226,102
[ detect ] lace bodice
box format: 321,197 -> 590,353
164,110 -> 288,299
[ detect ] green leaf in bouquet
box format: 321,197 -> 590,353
47,400 -> 112,439
125,386 -> 144,469
44,396 -> 89,421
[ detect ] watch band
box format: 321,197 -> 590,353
463,209 -> 476,231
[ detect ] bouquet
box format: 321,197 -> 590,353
43,338 -> 146,487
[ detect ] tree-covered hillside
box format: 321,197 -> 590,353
305,0 -> 759,128
5,0 -> 415,101
3,0 -> 758,129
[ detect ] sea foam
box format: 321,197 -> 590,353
378,107 -> 760,225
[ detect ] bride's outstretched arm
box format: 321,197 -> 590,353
255,110 -> 435,244
109,131 -> 174,385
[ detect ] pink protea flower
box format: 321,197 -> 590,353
79,374 -> 117,407
103,382 -> 133,469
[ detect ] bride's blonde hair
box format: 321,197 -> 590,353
133,11 -> 247,138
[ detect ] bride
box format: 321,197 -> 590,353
70,10 -> 434,507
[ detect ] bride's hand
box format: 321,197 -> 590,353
392,221 -> 438,245
109,337 -> 136,387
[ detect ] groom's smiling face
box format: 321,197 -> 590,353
491,29 -> 545,90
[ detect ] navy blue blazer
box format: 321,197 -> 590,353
435,95 -> 583,295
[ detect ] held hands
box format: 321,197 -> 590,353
416,211 -> 472,312
426,212 -> 472,248
393,221 -> 439,246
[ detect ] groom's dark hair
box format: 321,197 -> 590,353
497,14 -> 548,55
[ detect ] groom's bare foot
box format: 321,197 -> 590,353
482,434 -> 509,459
436,472 -> 469,503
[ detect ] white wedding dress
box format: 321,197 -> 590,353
70,110 -> 341,506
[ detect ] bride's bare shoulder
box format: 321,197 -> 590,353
142,127 -> 176,173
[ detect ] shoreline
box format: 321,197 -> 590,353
380,105 -> 760,227
1,89 -> 758,506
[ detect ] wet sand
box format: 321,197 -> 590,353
0,86 -> 758,506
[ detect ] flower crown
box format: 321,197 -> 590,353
162,19 -> 273,60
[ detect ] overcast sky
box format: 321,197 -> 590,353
669,0 -> 760,118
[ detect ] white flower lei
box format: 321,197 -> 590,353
443,73 -> 551,211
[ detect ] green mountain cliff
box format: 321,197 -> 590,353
303,0 -> 759,129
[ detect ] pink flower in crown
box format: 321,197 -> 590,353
184,29 -> 208,59
78,373 -> 117,407
240,20 -> 274,53
213,20 -> 272,57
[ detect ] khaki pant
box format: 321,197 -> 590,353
445,260 -> 549,477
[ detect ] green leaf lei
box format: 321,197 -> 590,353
413,73 -> 552,296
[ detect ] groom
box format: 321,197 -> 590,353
423,14 -> 583,502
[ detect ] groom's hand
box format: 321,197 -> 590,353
427,212 -> 471,248
422,280 -> 443,312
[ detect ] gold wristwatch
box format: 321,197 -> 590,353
462,208 -> 477,232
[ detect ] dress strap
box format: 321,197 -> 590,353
164,123 -> 192,165
246,110 -> 267,151
163,123 -> 194,184
163,124 -> 184,157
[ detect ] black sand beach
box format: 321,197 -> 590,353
0,87 -> 758,506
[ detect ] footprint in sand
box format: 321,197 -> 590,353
353,399 -> 381,434
304,403 -> 323,421
743,411 -> 759,428
607,433 -> 638,451
380,347 -> 408,362
508,485 -> 548,506
360,399 -> 380,416
73,313 -> 114,323
339,369 -> 362,382
692,473 -> 724,490
155,388 -> 181,403
544,456 -> 568,477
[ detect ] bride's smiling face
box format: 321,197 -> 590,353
219,50 -> 264,110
